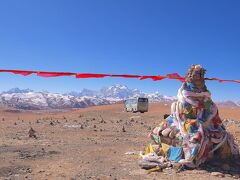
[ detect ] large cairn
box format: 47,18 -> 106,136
141,65 -> 239,169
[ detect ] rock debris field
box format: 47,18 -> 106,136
0,103 -> 240,180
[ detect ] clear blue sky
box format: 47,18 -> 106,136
0,0 -> 239,101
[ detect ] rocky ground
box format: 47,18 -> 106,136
0,103 -> 240,180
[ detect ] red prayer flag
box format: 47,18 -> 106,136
37,72 -> 75,77
0,70 -> 34,76
0,69 -> 239,84
76,73 -> 108,78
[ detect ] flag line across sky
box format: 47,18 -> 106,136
0,69 -> 239,84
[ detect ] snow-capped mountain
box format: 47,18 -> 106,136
145,92 -> 177,102
96,84 -> 146,102
2,88 -> 33,94
216,100 -> 240,107
0,85 -> 238,110
236,101 -> 240,107
0,91 -> 109,110
67,89 -> 99,97
69,84 -> 176,102
99,84 -> 142,99
8,85 -> 240,110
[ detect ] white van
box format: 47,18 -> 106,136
124,98 -> 148,113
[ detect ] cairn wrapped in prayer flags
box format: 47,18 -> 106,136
141,65 -> 239,170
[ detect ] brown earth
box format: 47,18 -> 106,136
0,103 -> 240,180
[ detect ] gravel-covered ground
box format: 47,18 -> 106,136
0,103 -> 239,180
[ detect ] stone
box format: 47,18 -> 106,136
28,127 -> 37,139
122,126 -> 126,132
161,128 -> 172,137
211,172 -> 224,177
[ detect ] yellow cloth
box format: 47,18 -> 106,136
184,121 -> 191,132
184,119 -> 197,132
160,118 -> 167,126
147,166 -> 161,174
161,143 -> 170,156
145,144 -> 154,155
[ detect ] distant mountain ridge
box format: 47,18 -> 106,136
216,100 -> 240,108
0,85 -> 238,110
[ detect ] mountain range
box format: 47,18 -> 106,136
0,85 -> 238,110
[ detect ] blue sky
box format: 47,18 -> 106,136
0,0 -> 239,101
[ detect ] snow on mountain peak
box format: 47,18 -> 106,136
0,85 -> 178,110
3,88 -> 33,94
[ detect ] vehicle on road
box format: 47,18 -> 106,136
124,98 -> 148,113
